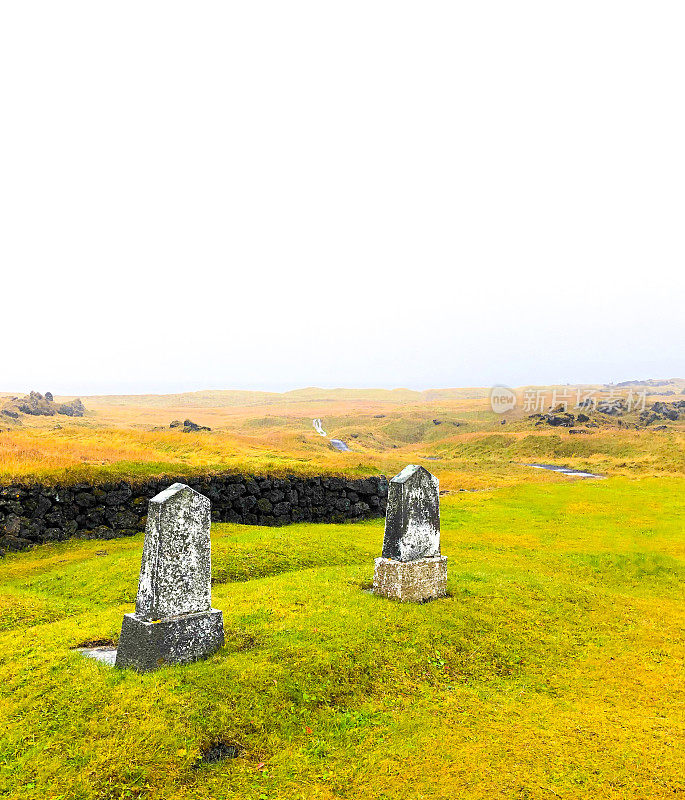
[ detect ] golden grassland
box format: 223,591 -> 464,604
1,478 -> 683,799
1,387 -> 684,489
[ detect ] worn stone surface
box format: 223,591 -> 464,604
373,556 -> 447,602
135,483 -> 211,619
115,609 -> 224,672
381,465 -> 440,561
115,483 -> 224,671
373,465 -> 446,602
0,474 -> 389,552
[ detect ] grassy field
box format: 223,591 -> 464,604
1,385 -> 683,797
1,477 -> 684,799
1,386 -> 684,489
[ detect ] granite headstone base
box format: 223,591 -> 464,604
372,556 -> 447,602
115,608 -> 224,672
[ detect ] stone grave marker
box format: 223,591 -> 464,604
372,464 -> 447,602
114,483 -> 224,671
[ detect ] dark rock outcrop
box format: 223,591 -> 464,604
182,419 -> 211,432
18,391 -> 55,416
531,398 -> 684,429
57,398 -> 85,417
1,391 -> 85,418
531,411 -> 576,428
596,398 -> 627,416
640,400 -> 684,425
168,419 -> 211,432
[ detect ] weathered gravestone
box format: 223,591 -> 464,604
372,464 -> 447,602
115,483 -> 224,671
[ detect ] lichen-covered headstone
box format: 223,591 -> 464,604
372,465 -> 447,602
115,483 -> 224,671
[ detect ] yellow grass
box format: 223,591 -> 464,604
0,387 -> 683,487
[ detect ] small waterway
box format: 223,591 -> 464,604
526,463 -> 605,479
312,419 -> 351,452
312,418 -> 327,437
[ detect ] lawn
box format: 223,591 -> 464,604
1,477 -> 683,799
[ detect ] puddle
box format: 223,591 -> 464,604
78,646 -> 117,666
526,463 -> 604,479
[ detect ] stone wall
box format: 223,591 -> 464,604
0,474 -> 389,553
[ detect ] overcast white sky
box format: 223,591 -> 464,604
1,2 -> 683,395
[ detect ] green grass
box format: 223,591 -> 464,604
432,430 -> 685,480
0,478 -> 684,799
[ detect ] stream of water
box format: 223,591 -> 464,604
312,419 -> 350,451
526,463 -> 604,479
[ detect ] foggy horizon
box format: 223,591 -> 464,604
2,3 -> 683,399
2,375 -> 684,399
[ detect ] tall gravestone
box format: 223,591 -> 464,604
115,483 -> 224,671
372,464 -> 447,602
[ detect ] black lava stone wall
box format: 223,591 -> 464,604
0,474 -> 389,554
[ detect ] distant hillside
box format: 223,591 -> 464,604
2,380 -> 683,414
610,378 -> 685,392
77,387 -> 491,409
77,380 -> 685,409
